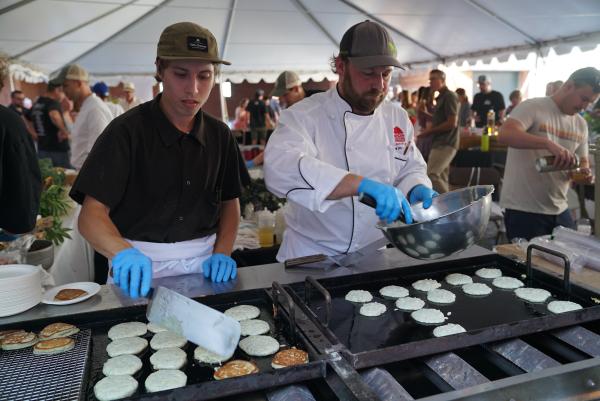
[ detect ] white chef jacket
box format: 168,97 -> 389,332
70,94 -> 113,170
264,87 -> 431,261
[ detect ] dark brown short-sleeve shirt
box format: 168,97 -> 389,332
70,95 -> 243,243
431,88 -> 459,149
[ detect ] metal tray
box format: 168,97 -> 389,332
285,250 -> 600,369
0,286 -> 327,401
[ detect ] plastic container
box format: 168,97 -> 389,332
257,208 -> 275,247
274,206 -> 287,245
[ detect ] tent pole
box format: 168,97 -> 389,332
292,0 -> 338,47
220,0 -> 237,60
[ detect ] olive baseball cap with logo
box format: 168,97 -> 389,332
49,64 -> 89,86
339,20 -> 404,70
271,71 -> 302,97
157,22 -> 231,65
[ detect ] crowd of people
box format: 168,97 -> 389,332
1,19 -> 599,300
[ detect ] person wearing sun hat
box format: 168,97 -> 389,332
70,22 -> 243,295
264,20 -> 435,262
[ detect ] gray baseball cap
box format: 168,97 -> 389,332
271,71 -> 302,97
339,20 -> 404,69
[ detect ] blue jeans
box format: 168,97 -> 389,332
504,209 -> 575,241
38,150 -> 71,169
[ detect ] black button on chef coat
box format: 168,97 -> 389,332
70,94 -> 243,243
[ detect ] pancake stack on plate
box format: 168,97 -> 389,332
0,264 -> 42,317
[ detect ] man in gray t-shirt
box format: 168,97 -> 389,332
419,69 -> 459,193
498,67 -> 600,240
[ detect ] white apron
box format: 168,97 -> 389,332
107,234 -> 216,283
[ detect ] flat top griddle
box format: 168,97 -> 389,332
287,253 -> 600,368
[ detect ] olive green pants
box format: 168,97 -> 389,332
427,145 -> 457,193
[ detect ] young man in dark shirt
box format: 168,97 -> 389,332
31,83 -> 72,168
471,75 -> 505,128
246,90 -> 270,145
70,22 -> 243,298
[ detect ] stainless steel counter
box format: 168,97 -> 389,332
0,246 -> 492,326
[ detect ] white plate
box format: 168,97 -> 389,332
42,282 -> 101,305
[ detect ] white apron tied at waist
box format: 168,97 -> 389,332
108,235 -> 216,282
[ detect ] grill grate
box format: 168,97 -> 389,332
0,329 -> 91,401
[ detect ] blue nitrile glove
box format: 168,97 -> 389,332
203,253 -> 237,283
358,178 -> 412,224
246,160 -> 255,168
408,184 -> 439,209
111,247 -> 152,298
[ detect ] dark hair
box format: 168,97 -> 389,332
10,90 -> 23,98
455,88 -> 468,102
430,69 -> 446,81
154,58 -> 221,83
400,90 -> 411,109
509,90 -> 521,101
330,54 -> 349,74
48,82 -> 61,91
417,86 -> 430,102
568,67 -> 600,93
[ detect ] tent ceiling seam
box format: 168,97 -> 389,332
11,0 -> 139,60
0,0 -> 35,16
291,0 -> 339,47
65,0 -> 173,76
337,0 -> 442,59
464,0 -> 539,46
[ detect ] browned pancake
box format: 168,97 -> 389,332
1,331 -> 37,350
271,348 -> 309,369
39,322 -> 79,339
213,360 -> 259,380
0,329 -> 25,340
54,288 -> 88,301
33,337 -> 75,355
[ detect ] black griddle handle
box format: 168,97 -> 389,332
359,193 -> 407,223
272,281 -> 297,343
526,243 -> 571,296
305,276 -> 331,327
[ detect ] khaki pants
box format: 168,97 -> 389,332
427,145 -> 457,193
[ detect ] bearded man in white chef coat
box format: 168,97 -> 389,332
264,20 -> 436,261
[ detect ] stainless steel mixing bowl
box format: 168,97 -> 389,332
378,185 -> 494,260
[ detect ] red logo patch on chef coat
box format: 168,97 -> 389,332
393,126 -> 405,144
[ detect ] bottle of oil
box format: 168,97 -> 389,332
480,109 -> 494,152
535,155 -> 580,173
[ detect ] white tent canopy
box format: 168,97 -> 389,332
1,0 -> 599,83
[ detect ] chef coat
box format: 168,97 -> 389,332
264,87 -> 431,261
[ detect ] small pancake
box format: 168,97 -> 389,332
547,300 -> 583,314
193,345 -> 233,365
224,305 -> 261,321
411,279 -> 441,292
271,348 -> 309,369
54,288 -> 88,301
515,287 -> 551,303
239,335 -> 280,357
33,337 -> 75,355
147,322 -> 168,334
103,354 -> 143,376
39,322 -> 80,340
240,319 -> 270,336
359,302 -> 387,317
145,370 -> 187,393
94,375 -> 138,401
462,282 -> 492,296
344,290 -> 373,303
492,276 -> 524,289
0,329 -> 25,341
395,297 -> 425,311
445,273 -> 473,286
411,308 -> 446,325
475,268 -> 502,279
379,285 -> 409,299
1,331 -> 37,350
106,336 -> 148,357
433,323 -> 466,337
108,322 -> 147,340
150,347 -> 187,370
427,289 -> 456,304
150,331 -> 187,350
214,360 -> 259,380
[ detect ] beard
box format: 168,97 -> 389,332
340,69 -> 386,115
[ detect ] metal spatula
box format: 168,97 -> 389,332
146,286 -> 240,358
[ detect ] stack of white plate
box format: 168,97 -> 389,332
0,264 -> 42,317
